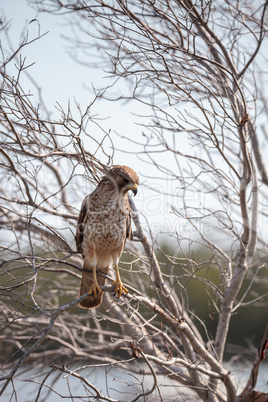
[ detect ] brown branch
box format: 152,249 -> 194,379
239,323 -> 268,400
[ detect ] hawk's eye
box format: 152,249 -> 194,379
123,177 -> 129,184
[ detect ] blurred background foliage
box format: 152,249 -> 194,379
1,241 -> 267,366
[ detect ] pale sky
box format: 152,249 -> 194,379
1,0 -> 267,247
1,0 -> 183,242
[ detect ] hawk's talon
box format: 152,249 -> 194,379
88,280 -> 103,298
113,279 -> 128,298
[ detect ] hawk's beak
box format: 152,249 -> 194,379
129,183 -> 138,196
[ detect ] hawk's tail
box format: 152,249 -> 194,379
79,263 -> 108,308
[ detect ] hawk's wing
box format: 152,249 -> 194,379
125,207 -> 131,242
75,195 -> 89,254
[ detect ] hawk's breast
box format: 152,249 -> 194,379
82,193 -> 129,258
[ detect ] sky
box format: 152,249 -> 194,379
1,0 -> 267,248
0,1 -> 142,128
1,0 -> 183,242
0,0 -> 151,138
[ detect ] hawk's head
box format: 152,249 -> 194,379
104,165 -> 139,196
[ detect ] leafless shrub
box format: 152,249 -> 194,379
1,1 -> 268,401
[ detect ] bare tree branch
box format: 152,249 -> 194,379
1,1 -> 268,401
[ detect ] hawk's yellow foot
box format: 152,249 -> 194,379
113,278 -> 128,298
88,280 -> 103,298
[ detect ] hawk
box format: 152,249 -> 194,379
76,165 -> 139,308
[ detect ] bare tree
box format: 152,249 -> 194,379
1,1 -> 268,401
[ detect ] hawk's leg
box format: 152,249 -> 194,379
113,263 -> 128,298
88,265 -> 103,298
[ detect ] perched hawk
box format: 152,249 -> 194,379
76,165 -> 139,308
